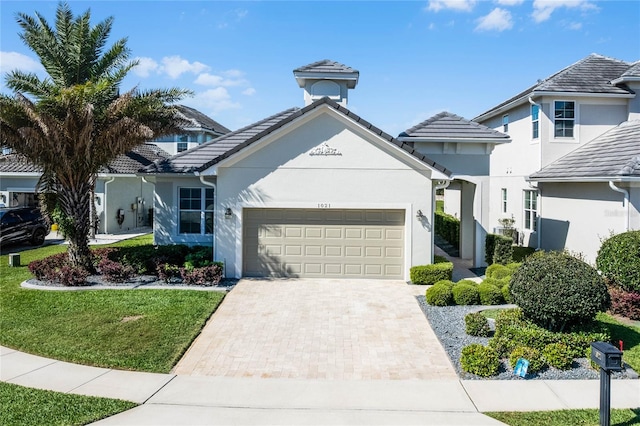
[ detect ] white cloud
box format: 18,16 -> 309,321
532,0 -> 598,23
132,57 -> 159,77
191,87 -> 241,114
0,51 -> 44,74
161,55 -> 210,79
566,21 -> 583,30
426,0 -> 476,12
194,70 -> 248,87
242,87 -> 256,96
495,0 -> 524,5
476,7 -> 513,31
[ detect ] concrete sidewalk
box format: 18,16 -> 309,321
2,346 -> 638,425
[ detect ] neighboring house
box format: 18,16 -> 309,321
0,144 -> 171,234
143,60 -> 451,280
473,53 -> 640,263
150,105 -> 231,156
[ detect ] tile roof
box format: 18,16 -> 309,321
475,54 -> 636,121
144,97 -> 451,177
176,105 -> 230,135
293,59 -> 359,75
400,111 -> 510,141
0,144 -> 171,175
529,120 -> 640,181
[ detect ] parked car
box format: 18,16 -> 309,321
0,207 -> 50,246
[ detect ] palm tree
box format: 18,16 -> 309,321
0,2 -> 189,270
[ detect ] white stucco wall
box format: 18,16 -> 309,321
204,109 -> 438,279
98,176 -> 154,234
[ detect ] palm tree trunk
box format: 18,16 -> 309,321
59,181 -> 95,272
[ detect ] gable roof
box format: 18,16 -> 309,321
0,144 -> 171,175
144,97 -> 451,177
399,111 -> 510,142
475,54 -> 636,122
528,120 -> 640,181
293,59 -> 358,75
175,105 -> 230,135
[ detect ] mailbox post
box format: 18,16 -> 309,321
590,342 -> 623,426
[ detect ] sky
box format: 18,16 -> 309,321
1,0 -> 639,136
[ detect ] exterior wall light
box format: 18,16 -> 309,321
224,207 -> 233,218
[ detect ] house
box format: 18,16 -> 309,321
0,105 -> 228,235
143,60 -> 452,280
473,53 -> 640,263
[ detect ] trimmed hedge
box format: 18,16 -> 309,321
608,287 -> 640,320
452,283 -> 480,305
435,211 -> 460,250
596,230 -> 640,292
465,312 -> 491,337
485,233 -> 499,265
509,346 -> 545,374
425,283 -> 454,306
460,344 -> 500,377
410,263 -> 453,285
493,235 -> 514,265
477,282 -> 504,305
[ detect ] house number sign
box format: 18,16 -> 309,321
318,203 -> 331,208
309,143 -> 342,156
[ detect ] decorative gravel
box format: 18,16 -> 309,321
417,296 -> 635,380
23,276 -> 237,291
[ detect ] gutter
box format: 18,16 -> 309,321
608,181 -> 630,231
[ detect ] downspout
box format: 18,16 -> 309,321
432,180 -> 451,263
608,181 -> 630,231
103,177 -> 116,234
527,181 -> 541,249
198,175 -> 218,270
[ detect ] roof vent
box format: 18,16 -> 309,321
293,60 -> 359,107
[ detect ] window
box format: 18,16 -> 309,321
501,188 -> 508,213
531,104 -> 539,139
502,114 -> 509,132
179,187 -> 214,234
177,142 -> 188,152
524,190 -> 538,231
554,101 -> 574,137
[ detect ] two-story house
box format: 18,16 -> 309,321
474,54 -> 640,263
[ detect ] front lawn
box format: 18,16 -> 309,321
486,408 -> 640,426
0,236 -> 225,373
0,382 -> 137,426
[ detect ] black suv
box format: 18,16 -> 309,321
0,207 -> 50,246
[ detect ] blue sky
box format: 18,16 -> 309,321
1,1 -> 639,135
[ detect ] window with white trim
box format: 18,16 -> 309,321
554,101 -> 574,137
531,104 -> 539,139
523,190 -> 538,232
501,188 -> 508,213
179,187 -> 214,234
502,114 -> 509,132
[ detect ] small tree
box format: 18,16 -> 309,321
596,230 -> 640,292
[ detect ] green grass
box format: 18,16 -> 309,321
480,308 -> 503,320
486,408 -> 640,426
0,382 -> 137,426
0,235 -> 225,373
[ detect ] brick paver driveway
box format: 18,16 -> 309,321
174,279 -> 457,380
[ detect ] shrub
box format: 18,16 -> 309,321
485,233 -> 499,265
435,211 -> 460,250
608,287 -> 640,320
481,277 -> 502,288
542,343 -> 574,370
410,263 -> 453,285
433,279 -> 456,288
596,230 -> 640,292
97,258 -> 134,283
510,251 -> 610,331
457,279 -> 478,286
477,282 -> 504,305
465,312 -> 491,337
452,283 -> 480,305
434,255 -> 449,264
184,246 -> 215,268
494,308 -> 524,333
91,247 -> 119,263
156,263 -> 180,283
425,283 -> 454,306
488,336 -> 515,358
505,262 -> 521,275
493,235 -> 514,265
180,263 -> 223,286
509,346 -> 545,374
28,252 -> 68,280
485,264 -> 510,280
501,284 -> 511,303
56,265 -> 90,286
460,344 -> 500,377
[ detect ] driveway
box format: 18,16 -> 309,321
174,279 -> 457,380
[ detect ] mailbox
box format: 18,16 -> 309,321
591,341 -> 623,372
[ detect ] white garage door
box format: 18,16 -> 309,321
243,208 -> 405,279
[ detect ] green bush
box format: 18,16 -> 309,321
510,251 -> 610,331
488,336 -> 515,358
425,284 -> 454,306
493,235 -> 514,265
465,312 -> 491,337
501,283 -> 511,303
485,234 -> 499,265
434,279 -> 456,288
509,346 -> 545,374
460,344 -> 500,377
435,211 -> 460,250
478,282 -> 504,305
486,264 -> 510,280
596,230 -> 640,292
494,308 -> 524,333
410,263 -> 453,285
434,255 -> 449,264
457,279 -> 479,286
452,283 -> 480,305
542,343 -> 574,370
505,262 -> 522,274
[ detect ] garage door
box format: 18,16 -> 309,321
243,209 -> 405,279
